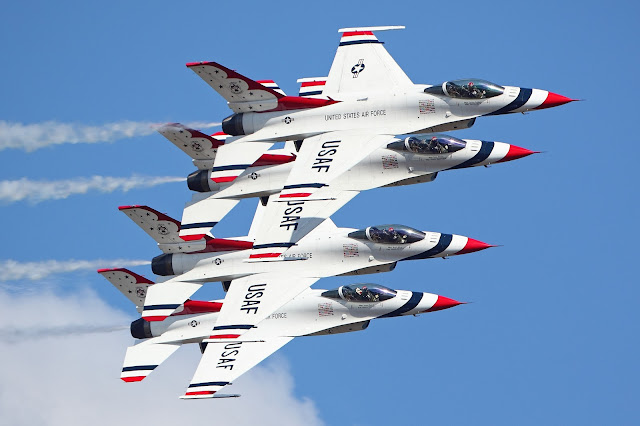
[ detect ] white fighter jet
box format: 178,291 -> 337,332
98,267 -> 463,398
160,123 -> 536,241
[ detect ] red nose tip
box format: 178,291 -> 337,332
497,144 -> 539,163
535,92 -> 575,110
457,238 -> 495,255
426,295 -> 464,312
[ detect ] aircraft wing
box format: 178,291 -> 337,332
207,273 -> 319,340
323,26 -> 413,97
180,272 -> 317,398
250,131 -> 392,259
180,335 -> 293,399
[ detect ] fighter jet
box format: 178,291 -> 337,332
98,267 -> 463,398
138,210 -> 492,322
160,123 -> 536,240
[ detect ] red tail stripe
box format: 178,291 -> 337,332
342,31 -> 374,37
185,391 -> 216,396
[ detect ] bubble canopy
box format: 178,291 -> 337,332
424,79 -> 504,99
321,284 -> 397,303
387,134 -> 467,154
348,224 -> 426,244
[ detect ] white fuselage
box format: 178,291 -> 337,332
208,138 -> 511,200
231,86 -> 548,142
147,287 -> 444,345
158,225 -> 474,282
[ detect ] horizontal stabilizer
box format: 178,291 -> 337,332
180,393 -> 240,400
187,61 -> 339,113
179,193 -> 240,240
187,61 -> 283,112
158,123 -> 228,170
119,205 -> 208,253
121,341 -> 180,382
97,268 -> 153,312
142,280 -> 204,321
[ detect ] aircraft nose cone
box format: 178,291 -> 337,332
458,238 -> 495,254
535,91 -> 575,110
425,295 -> 464,312
497,144 -> 539,163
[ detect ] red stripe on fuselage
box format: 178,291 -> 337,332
212,176 -> 237,183
249,252 -> 282,259
279,192 -> 311,198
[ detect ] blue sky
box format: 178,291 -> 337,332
1,1 -> 638,425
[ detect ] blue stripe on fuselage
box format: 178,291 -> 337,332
485,88 -> 532,116
401,233 -> 453,261
378,292 -> 423,318
448,141 -> 494,170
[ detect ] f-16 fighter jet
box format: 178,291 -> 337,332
160,123 -> 536,240
98,268 -> 463,398
138,212 -> 491,323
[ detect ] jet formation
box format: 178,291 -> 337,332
99,26 -> 574,399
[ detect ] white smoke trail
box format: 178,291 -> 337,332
0,120 -> 221,152
0,324 -> 129,343
0,175 -> 185,203
0,259 -> 151,282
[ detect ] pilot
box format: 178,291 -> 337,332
426,136 -> 439,153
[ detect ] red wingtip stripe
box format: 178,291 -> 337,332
121,376 -> 146,382
279,192 -> 311,198
208,334 -> 241,339
185,391 -> 216,396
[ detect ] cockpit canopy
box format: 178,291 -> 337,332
387,134 -> 467,155
424,79 -> 505,99
322,283 -> 397,303
348,224 -> 426,245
